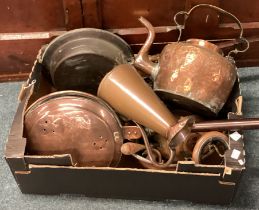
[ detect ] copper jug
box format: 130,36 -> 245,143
135,4 -> 249,116
98,64 -> 194,152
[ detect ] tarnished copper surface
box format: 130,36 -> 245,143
24,90 -> 123,167
134,6 -> 248,115
156,39 -> 236,115
186,39 -> 223,55
41,28 -> 133,94
192,131 -> 229,164
122,126 -> 142,140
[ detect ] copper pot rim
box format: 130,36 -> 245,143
40,28 -> 134,67
25,90 -> 122,126
185,39 -> 223,55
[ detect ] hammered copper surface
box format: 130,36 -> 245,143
24,91 -> 123,167
135,16 -> 237,116
156,39 -> 236,115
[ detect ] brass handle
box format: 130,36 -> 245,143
173,4 -> 249,57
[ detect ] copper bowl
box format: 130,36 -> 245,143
24,91 -> 123,167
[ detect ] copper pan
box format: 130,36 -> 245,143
40,28 -> 133,94
24,90 -> 124,167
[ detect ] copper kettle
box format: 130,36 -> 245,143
135,4 -> 249,116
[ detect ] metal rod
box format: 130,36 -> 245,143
191,118 -> 259,132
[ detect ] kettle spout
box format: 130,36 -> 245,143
135,17 -> 158,77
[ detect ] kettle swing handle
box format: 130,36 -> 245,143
173,4 -> 249,57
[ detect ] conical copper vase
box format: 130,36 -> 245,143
98,64 -> 179,139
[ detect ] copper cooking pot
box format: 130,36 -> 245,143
24,91 -> 125,167
135,4 -> 249,116
40,28 -> 133,94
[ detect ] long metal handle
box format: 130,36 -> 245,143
192,118 -> 259,132
173,4 -> 249,56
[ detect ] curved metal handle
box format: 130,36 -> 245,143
134,122 -> 175,168
192,131 -> 229,164
173,4 -> 249,56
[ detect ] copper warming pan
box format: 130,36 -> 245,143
24,90 -> 125,167
40,28 -> 133,94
